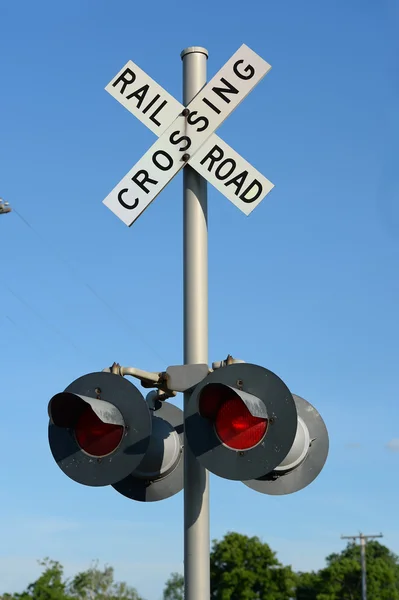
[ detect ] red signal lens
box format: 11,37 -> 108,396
75,407 -> 124,457
215,395 -> 267,450
198,384 -> 229,419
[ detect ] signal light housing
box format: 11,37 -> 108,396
185,363 -> 298,481
112,395 -> 184,502
48,372 -> 152,487
243,394 -> 329,495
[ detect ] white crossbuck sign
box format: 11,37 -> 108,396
103,44 -> 274,226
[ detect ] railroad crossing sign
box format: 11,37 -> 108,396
103,44 -> 274,227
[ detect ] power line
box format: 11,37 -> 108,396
341,532 -> 383,600
8,286 -> 81,352
7,205 -> 167,364
5,314 -> 56,356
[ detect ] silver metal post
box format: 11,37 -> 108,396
181,46 -> 210,600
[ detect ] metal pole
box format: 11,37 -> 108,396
360,534 -> 367,600
181,46 -> 210,600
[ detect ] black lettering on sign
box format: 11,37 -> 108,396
187,111 -> 209,132
131,170 -> 158,193
126,84 -> 149,108
215,159 -> 236,180
240,180 -> 263,203
113,74 -> 167,126
150,100 -> 168,127
225,171 -> 248,196
170,131 -> 191,151
112,68 -> 136,94
233,60 -> 255,80
152,150 -> 173,171
142,94 -> 160,114
199,144 -> 263,204
202,97 -> 221,115
118,188 -> 139,210
212,78 -> 239,104
200,145 -> 224,171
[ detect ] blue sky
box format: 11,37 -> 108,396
1,0 -> 399,599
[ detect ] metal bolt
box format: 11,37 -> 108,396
238,451 -> 245,456
182,108 -> 190,117
95,387 -> 101,395
182,153 -> 190,162
236,379 -> 243,388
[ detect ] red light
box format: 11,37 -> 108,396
199,384 -> 231,419
215,395 -> 267,450
75,407 -> 124,457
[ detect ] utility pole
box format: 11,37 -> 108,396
181,46 -> 210,600
341,532 -> 383,600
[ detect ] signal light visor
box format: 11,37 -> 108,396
49,392 -> 126,457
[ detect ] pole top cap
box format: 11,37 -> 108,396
181,47 -> 208,60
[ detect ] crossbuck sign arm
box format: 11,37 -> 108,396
103,44 -> 274,227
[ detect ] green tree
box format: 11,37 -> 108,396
296,572 -> 320,600
162,536 -> 399,600
210,532 -> 296,600
1,559 -> 143,600
11,559 -> 70,600
68,561 -> 143,600
163,573 -> 183,600
316,541 -> 399,600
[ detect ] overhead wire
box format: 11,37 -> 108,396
4,313 -> 57,356
8,206 -> 167,365
1,209 -> 99,361
7,287 -> 81,353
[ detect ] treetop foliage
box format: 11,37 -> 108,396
3,534 -> 399,600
